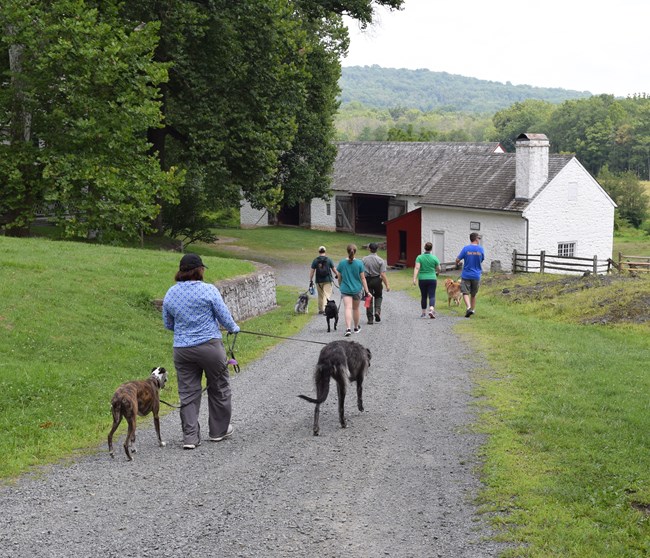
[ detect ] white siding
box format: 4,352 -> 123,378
420,206 -> 525,272
240,200 -> 267,228
524,159 -> 615,265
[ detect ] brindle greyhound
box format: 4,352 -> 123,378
108,367 -> 168,460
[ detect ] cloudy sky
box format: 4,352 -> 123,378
342,0 -> 649,97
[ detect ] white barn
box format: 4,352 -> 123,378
240,134 -> 616,272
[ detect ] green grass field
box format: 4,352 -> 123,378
2,226 -> 650,556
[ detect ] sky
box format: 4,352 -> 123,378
342,0 -> 649,97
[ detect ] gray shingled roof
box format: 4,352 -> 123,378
332,142 -> 574,212
418,153 -> 573,211
333,142 -> 504,197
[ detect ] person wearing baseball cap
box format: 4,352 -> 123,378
362,242 -> 390,324
162,253 -> 240,449
309,245 -> 337,314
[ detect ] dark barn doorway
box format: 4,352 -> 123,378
271,202 -> 310,227
354,195 -> 388,235
274,204 -> 300,226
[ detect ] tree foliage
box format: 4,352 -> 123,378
598,166 -> 649,228
0,0 -> 181,240
121,0 -> 403,240
1,0 -> 404,242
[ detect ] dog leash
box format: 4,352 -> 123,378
160,387 -> 207,409
238,329 -> 327,346
226,332 -> 241,374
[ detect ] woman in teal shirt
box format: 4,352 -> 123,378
412,242 -> 441,318
337,244 -> 370,337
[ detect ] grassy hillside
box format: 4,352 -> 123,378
340,65 -> 591,113
0,237 -> 301,478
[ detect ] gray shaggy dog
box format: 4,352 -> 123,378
298,340 -> 371,436
294,292 -> 309,313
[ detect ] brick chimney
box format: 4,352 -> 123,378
515,133 -> 549,200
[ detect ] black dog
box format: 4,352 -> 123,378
298,340 -> 371,436
324,299 -> 339,332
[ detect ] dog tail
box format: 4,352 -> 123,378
297,362 -> 333,405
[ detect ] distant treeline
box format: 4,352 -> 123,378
339,65 -> 592,113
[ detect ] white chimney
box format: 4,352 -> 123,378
515,133 -> 549,200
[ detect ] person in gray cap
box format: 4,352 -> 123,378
162,253 -> 240,450
362,242 -> 390,324
309,246 -> 337,314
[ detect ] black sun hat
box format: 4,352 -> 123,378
179,253 -> 207,271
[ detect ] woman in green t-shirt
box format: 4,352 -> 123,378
412,242 -> 441,319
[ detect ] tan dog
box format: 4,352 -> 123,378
445,278 -> 462,307
108,367 -> 168,461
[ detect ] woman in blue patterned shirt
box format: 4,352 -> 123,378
162,253 -> 240,450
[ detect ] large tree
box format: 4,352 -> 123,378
122,0 -> 404,242
0,0 -> 180,240
273,13 -> 349,211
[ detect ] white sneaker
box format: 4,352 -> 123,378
209,424 -> 234,442
183,441 -> 201,450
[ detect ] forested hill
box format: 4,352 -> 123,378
339,65 -> 592,113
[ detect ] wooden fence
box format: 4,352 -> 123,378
610,253 -> 650,273
512,250 -> 612,275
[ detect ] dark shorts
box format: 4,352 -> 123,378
460,278 -> 480,297
342,291 -> 363,301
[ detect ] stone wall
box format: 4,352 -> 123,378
154,262 -> 277,322
217,262 -> 277,321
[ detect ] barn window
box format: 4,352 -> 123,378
558,242 -> 575,257
326,203 -> 331,216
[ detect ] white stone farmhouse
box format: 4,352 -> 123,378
240,133 -> 616,272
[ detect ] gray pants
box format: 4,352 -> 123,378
173,339 -> 231,445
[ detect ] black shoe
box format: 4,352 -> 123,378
374,313 -> 381,322
465,308 -> 474,318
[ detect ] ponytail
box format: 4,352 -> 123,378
346,243 -> 357,262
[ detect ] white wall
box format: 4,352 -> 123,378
420,206 -> 526,272
402,195 -> 421,213
310,197 -> 336,231
524,159 -> 615,264
239,200 -> 267,228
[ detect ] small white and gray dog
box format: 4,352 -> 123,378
294,292 -> 309,313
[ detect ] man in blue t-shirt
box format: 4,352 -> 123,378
455,232 -> 485,318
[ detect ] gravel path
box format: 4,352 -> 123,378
0,265 -> 504,557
